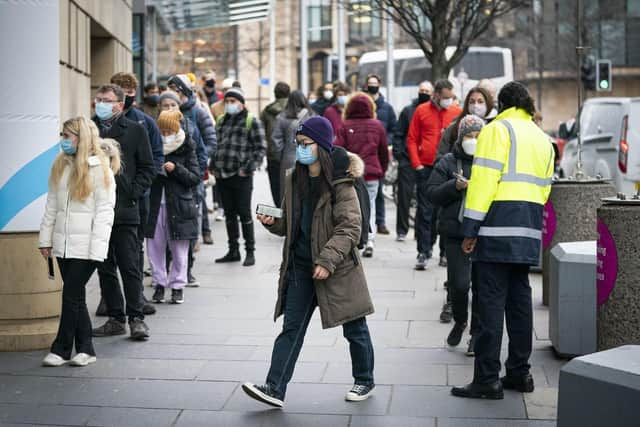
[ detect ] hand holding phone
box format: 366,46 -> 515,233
256,204 -> 283,219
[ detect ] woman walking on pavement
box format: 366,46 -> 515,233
272,89 -> 315,204
39,117 -> 118,367
147,110 -> 201,305
242,117 -> 376,408
427,114 -> 485,356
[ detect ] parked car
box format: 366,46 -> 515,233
559,97 -> 640,194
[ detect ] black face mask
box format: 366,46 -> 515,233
418,93 -> 431,104
205,79 -> 215,88
366,85 -> 379,95
124,95 -> 135,110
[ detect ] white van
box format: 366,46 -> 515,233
357,46 -> 514,111
559,97 -> 640,195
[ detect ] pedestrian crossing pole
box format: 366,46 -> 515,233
300,0 -> 309,96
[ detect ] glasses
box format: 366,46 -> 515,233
94,98 -> 119,104
296,140 -> 316,147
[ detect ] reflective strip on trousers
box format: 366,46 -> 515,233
478,226 -> 542,240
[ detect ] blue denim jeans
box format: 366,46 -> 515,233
266,259 -> 375,399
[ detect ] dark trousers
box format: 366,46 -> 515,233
51,258 -> 97,359
137,197 -> 149,275
375,181 -> 386,226
444,238 -> 478,334
473,261 -> 532,384
432,209 -> 445,257
396,164 -> 415,236
200,182 -> 211,234
267,160 -> 281,207
415,167 -> 434,256
218,175 -> 255,251
97,225 -> 145,323
266,259 -> 375,399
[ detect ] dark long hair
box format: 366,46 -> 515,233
284,90 -> 311,119
294,147 -> 334,201
498,81 -> 536,116
450,86 -> 493,142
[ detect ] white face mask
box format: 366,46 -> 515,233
439,98 -> 453,109
323,90 -> 333,100
469,103 -> 487,117
461,138 -> 478,156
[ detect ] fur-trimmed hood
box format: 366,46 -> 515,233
100,138 -> 121,158
343,93 -> 376,120
331,146 -> 364,181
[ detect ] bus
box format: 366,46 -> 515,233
356,46 -> 514,111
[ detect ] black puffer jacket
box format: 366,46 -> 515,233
145,138 -> 201,241
426,141 -> 473,239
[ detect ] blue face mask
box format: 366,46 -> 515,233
225,103 -> 240,115
296,144 -> 317,165
95,102 -> 115,120
60,139 -> 76,155
337,95 -> 348,106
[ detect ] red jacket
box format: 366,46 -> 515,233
407,101 -> 461,168
324,104 -> 344,135
335,95 -> 389,181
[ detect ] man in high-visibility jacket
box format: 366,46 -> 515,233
451,82 -> 554,400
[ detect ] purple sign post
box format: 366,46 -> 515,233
542,201 -> 557,250
596,219 -> 618,307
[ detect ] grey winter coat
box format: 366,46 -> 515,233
265,152 -> 374,329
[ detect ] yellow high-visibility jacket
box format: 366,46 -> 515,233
462,107 -> 554,264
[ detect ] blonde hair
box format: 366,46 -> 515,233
50,117 -> 118,201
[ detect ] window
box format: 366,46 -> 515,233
348,1 -> 381,43
630,0 -> 640,16
453,52 -> 505,80
580,103 -> 623,137
600,20 -> 626,65
308,0 -> 331,43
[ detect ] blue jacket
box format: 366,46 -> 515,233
375,94 -> 397,146
183,117 -> 207,178
125,107 -> 163,173
180,97 -> 217,158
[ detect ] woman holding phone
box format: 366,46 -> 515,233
38,117 -> 118,367
242,116 -> 376,408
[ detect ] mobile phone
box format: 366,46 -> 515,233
256,203 -> 283,219
47,257 -> 55,280
453,172 -> 468,183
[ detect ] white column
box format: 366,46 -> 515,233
269,0 -> 276,100
300,0 -> 309,95
337,0 -> 346,82
386,14 -> 395,106
151,8 -> 158,82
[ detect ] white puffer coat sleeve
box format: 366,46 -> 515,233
88,159 -> 116,261
38,174 -> 58,249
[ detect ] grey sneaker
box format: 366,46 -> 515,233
92,317 -> 126,337
415,253 -> 428,270
242,383 -> 284,408
129,318 -> 150,341
171,289 -> 184,304
345,384 -> 375,401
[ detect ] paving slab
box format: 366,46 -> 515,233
196,360 -> 326,383
323,362 -> 447,386
524,387 -> 558,420
350,415 -> 435,427
437,419 -> 556,427
175,410 -> 350,427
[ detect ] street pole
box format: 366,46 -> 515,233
386,13 -> 394,105
151,8 -> 157,83
300,0 -> 309,96
269,0 -> 276,100
574,0 -> 585,179
258,20 -> 264,112
337,0 -> 346,82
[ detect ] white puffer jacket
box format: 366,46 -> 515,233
38,156 -> 116,261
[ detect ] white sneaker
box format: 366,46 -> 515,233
42,353 -> 69,367
69,353 -> 97,367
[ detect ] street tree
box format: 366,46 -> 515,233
367,0 -> 531,80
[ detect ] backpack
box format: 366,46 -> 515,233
215,112 -> 254,130
332,177 -> 371,250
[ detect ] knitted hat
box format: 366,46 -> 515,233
168,74 -> 193,97
457,114 -> 485,140
157,110 -> 183,134
221,78 -> 234,90
224,87 -> 245,104
296,116 -> 334,152
159,90 -> 181,106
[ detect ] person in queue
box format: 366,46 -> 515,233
39,117 -> 118,367
242,116 -> 375,407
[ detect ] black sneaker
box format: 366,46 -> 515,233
186,273 -> 200,288
466,335 -> 476,357
439,256 -> 448,267
439,302 -> 453,323
215,249 -> 241,263
447,322 -> 467,346
142,302 -> 156,315
415,253 -> 427,270
92,317 -> 126,337
242,383 -> 284,408
451,381 -> 504,400
152,286 -> 165,303
243,251 -> 255,267
345,384 -> 375,401
129,318 -> 150,340
171,289 -> 184,304
501,373 -> 535,393
362,246 -> 373,258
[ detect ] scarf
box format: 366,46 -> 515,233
163,128 -> 185,155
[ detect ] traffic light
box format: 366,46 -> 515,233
581,55 -> 596,91
596,59 -> 612,92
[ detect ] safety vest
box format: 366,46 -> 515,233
462,107 -> 554,264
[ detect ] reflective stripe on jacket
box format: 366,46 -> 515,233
462,107 -> 554,264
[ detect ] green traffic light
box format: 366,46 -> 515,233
599,80 -> 610,90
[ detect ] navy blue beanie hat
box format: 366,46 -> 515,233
296,116 -> 334,152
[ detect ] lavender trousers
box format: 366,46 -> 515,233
147,202 -> 189,289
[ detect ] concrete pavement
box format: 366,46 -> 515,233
0,170 -> 564,426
